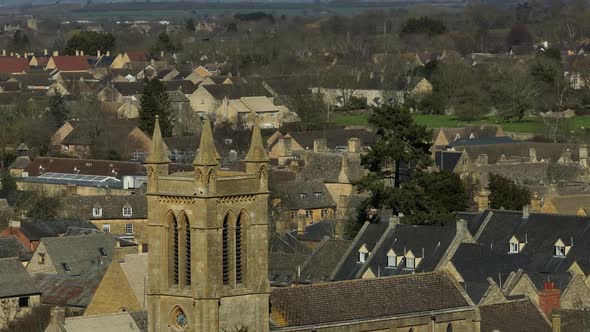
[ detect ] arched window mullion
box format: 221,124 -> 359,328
222,217 -> 229,285
173,219 -> 179,285
185,219 -> 191,287
236,218 -> 242,285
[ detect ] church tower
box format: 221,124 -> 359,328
145,117 -> 270,332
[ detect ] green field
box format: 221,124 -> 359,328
332,113 -> 590,135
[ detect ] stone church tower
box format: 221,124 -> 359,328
145,116 -> 270,332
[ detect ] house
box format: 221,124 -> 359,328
0,258 -> 42,329
270,272 -> 476,331
268,129 -> 375,160
432,125 -> 506,148
214,96 -> 298,129
188,82 -> 272,115
50,120 -> 152,158
8,142 -> 32,177
84,251 -> 148,315
445,208 -> 590,310
46,56 -> 91,72
540,194 -> 590,215
63,191 -> 148,248
110,52 -> 149,69
0,56 -> 30,74
97,81 -> 144,102
9,72 -> 52,91
27,233 -> 138,277
99,101 -> 140,119
0,219 -> 98,252
479,299 -> 552,332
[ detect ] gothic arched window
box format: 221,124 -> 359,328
168,216 -> 179,286
446,323 -> 453,332
222,217 -> 229,285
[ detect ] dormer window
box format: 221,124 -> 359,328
405,257 -> 415,269
387,249 -> 397,267
555,245 -> 566,257
509,242 -> 519,254
93,207 -> 103,217
314,192 -> 323,199
299,193 -> 307,199
358,245 -> 369,263
554,238 -> 571,258
122,204 -> 133,217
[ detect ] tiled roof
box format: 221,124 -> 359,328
60,120 -> 141,146
40,232 -> 134,277
299,238 -> 351,283
4,219 -> 97,242
63,192 -> 147,220
286,129 -> 375,151
554,309 -> 590,332
113,81 -> 145,96
202,83 -> 271,100
25,157 -> 145,178
297,152 -> 365,183
273,179 -> 336,210
269,252 -> 309,287
164,80 -> 197,94
50,56 -> 91,71
270,272 -> 471,328
0,236 -> 33,262
480,299 -> 551,332
34,273 -> 100,307
0,257 -> 41,298
0,56 -> 30,74
126,52 -> 148,62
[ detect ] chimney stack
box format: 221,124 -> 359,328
580,144 -> 588,168
97,50 -> 101,57
539,281 -> 560,317
53,51 -> 59,56
456,218 -> 467,235
113,240 -> 126,263
476,154 -> 488,166
522,205 -> 530,219
297,209 -> 307,236
477,189 -> 490,212
80,50 -> 84,56
551,313 -> 561,332
75,50 -> 80,56
48,306 -> 66,328
2,49 -> 5,56
389,215 -> 400,227
313,138 -> 327,153
347,137 -> 360,154
531,192 -> 542,213
529,148 -> 537,163
44,49 -> 48,56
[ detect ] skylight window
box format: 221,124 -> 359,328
62,263 -> 70,272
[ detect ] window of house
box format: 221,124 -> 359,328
125,223 -> 134,235
387,255 -> 396,267
555,245 -> 566,257
509,242 -> 519,254
290,211 -> 297,220
98,248 -> 107,257
299,193 -> 307,199
305,210 -> 313,220
18,297 -> 29,308
200,99 -> 205,104
405,257 -> 415,269
92,207 -> 102,218
62,263 -> 70,272
358,251 -> 369,263
102,224 -> 110,233
314,192 -> 323,199
321,209 -> 328,218
38,253 -> 45,264
122,206 -> 133,217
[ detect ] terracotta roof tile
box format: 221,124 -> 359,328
0,56 -> 30,74
50,56 -> 90,71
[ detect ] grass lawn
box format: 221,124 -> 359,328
332,113 -> 590,135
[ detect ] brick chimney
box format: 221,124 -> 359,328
46,306 -> 66,330
539,281 -> 560,316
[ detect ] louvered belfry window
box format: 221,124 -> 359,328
235,219 -> 242,284
222,218 -> 229,285
185,220 -> 191,286
173,219 -> 179,285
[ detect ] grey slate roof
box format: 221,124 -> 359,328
332,222 -> 389,281
273,179 -> 336,210
0,236 -> 32,262
362,223 -> 458,278
480,299 -> 551,332
299,237 -> 351,283
285,129 -> 375,152
202,83 -> 271,100
63,192 -> 147,220
0,257 -> 41,298
269,252 -> 309,287
40,232 -> 134,277
456,142 -> 582,164
270,272 -> 471,328
288,220 -> 336,242
434,150 -> 463,172
297,153 -> 365,183
4,219 -> 98,241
